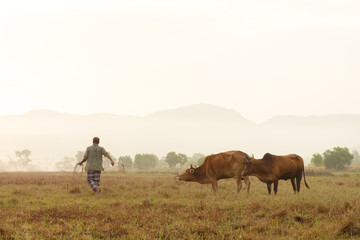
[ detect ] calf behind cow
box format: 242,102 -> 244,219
241,153 -> 310,194
177,151 -> 250,195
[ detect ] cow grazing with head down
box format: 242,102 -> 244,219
177,151 -> 250,195
241,153 -> 310,194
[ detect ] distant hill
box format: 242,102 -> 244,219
0,104 -> 359,170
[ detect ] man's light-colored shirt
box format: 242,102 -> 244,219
84,143 -> 107,171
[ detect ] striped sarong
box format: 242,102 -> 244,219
87,170 -> 101,191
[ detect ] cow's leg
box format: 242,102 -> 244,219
267,183 -> 272,194
296,175 -> 301,193
236,176 -> 242,195
211,180 -> 218,195
244,176 -> 250,194
290,178 -> 296,194
296,171 -> 302,193
273,180 -> 279,194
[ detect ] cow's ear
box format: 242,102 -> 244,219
190,169 -> 194,174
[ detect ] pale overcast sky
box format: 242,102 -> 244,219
0,0 -> 359,123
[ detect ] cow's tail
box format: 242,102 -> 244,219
303,165 -> 310,189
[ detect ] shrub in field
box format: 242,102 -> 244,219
165,152 -> 187,168
311,153 -> 323,166
134,153 -> 158,170
323,147 -> 353,170
311,147 -> 354,170
118,155 -> 133,169
8,149 -> 32,170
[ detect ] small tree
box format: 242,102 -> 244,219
118,156 -> 133,169
165,152 -> 189,168
323,147 -> 354,170
165,152 -> 180,168
134,153 -> 158,170
11,149 -> 32,170
311,153 -> 323,166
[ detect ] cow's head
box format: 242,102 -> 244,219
177,164 -> 198,182
242,154 -> 254,177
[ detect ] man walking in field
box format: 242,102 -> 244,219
77,137 -> 115,193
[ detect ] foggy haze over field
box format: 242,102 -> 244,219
0,104 -> 359,171
1,1 -> 360,171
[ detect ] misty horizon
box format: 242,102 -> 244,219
0,103 -> 359,172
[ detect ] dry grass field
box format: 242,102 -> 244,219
0,171 -> 360,239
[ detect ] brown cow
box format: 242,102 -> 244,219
177,151 -> 250,195
241,153 -> 310,194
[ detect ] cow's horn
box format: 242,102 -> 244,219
190,164 -> 193,168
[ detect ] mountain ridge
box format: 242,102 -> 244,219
3,103 -> 360,124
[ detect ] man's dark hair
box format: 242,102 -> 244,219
93,137 -> 100,144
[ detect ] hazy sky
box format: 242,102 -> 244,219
1,0 -> 359,123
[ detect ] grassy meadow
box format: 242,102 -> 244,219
0,171 -> 360,239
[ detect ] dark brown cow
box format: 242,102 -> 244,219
241,153 -> 310,194
177,151 -> 250,195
